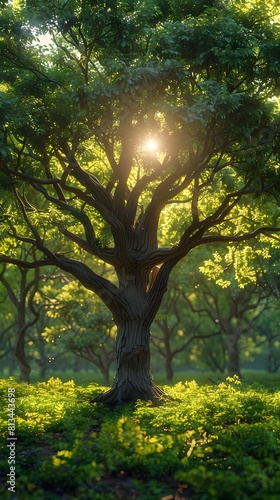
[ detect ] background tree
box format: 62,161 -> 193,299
250,246 -> 280,373
152,265 -> 220,381
0,246 -> 47,382
43,280 -> 116,385
192,237 -> 280,376
252,307 -> 280,373
0,285 -> 15,375
0,0 -> 280,404
0,246 -> 69,380
186,276 -> 269,378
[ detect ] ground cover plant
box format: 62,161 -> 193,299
0,374 -> 280,499
1,0 -> 280,406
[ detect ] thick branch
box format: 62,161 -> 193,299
0,271 -> 18,307
58,225 -> 115,265
136,166 -> 193,250
64,147 -> 113,210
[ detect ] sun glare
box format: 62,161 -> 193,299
38,33 -> 53,46
145,139 -> 158,153
32,32 -> 54,51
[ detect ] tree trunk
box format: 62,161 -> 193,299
15,340 -> 31,383
226,333 -> 241,378
8,360 -> 15,376
91,319 -> 169,406
100,365 -> 110,386
39,364 -> 47,379
15,320 -> 31,384
15,281 -> 31,383
165,356 -> 174,383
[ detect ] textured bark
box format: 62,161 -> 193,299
91,320 -> 169,406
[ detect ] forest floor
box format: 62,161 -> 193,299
0,372 -> 280,499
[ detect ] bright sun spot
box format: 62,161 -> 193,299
32,33 -> 54,50
145,139 -> 158,153
38,34 -> 52,46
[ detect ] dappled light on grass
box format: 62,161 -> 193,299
0,375 -> 280,498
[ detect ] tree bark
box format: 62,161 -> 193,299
91,319 -> 169,406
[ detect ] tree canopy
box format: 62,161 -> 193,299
0,0 -> 280,404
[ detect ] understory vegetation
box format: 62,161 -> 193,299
0,374 -> 280,499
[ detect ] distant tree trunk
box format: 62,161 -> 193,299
165,356 -> 174,382
74,356 -> 80,372
8,359 -> 15,376
15,330 -> 31,383
100,365 -> 110,386
15,301 -> 31,383
98,347 -> 114,386
226,333 -> 241,378
39,364 -> 47,379
37,355 -> 49,379
266,337 -> 280,373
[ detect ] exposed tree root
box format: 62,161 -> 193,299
90,381 -> 174,407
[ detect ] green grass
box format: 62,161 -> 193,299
0,374 -> 280,499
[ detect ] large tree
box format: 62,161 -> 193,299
0,0 -> 280,404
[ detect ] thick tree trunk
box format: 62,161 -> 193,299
226,333 -> 241,378
91,320 -> 169,406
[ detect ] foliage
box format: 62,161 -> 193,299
0,0 -> 280,403
1,0 -> 280,294
42,279 -> 116,383
43,280 -> 115,349
0,374 -> 280,499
